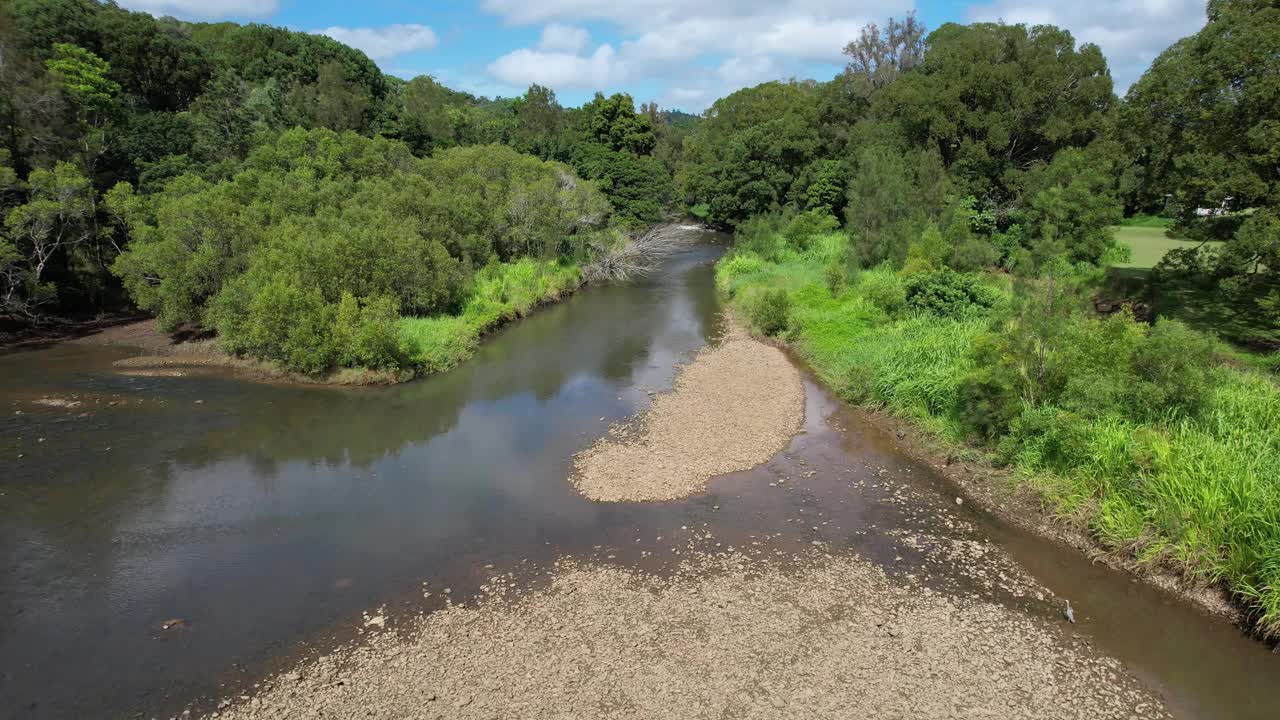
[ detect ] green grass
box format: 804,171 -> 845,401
398,258 -> 580,374
1106,226 -> 1278,347
1111,225 -> 1215,270
1119,214 -> 1175,229
720,232 -> 1280,638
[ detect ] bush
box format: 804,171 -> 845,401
750,288 -> 791,336
855,268 -> 906,315
333,293 -> 406,370
903,269 -> 997,318
955,370 -> 1020,440
783,209 -> 840,251
734,212 -> 788,260
716,252 -> 766,294
823,257 -> 846,296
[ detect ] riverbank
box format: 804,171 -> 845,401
67,258 -> 585,387
211,550 -> 1167,720
71,320 -> 414,386
572,322 -> 803,501
715,231 -> 1279,639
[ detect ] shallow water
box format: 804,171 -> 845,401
1,234 -> 1276,718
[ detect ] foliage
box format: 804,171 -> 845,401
841,13 -> 927,97
873,22 -> 1112,201
1021,147 -> 1124,266
111,129 -> 610,372
718,232 -> 1280,638
749,288 -> 790,336
581,92 -> 656,155
846,145 -> 919,267
679,81 -> 821,227
903,269 -> 996,318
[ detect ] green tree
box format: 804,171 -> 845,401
1,162 -> 94,315
875,22 -> 1112,201
581,92 -> 656,155
846,145 -> 918,267
1021,147 -> 1123,266
512,84 -> 567,159
679,81 -> 821,226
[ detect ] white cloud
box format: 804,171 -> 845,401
315,24 -> 439,61
117,0 -> 277,18
489,45 -> 619,90
481,0 -> 1204,109
538,24 -> 592,53
967,0 -> 1206,92
717,55 -> 780,87
481,1 -> 906,109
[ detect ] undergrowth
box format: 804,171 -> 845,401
398,258 -> 580,374
718,231 -> 1280,638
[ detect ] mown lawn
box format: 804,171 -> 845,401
1111,225 -> 1218,270
1106,226 -> 1278,347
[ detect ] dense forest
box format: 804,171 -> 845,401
1,0 -> 1278,633
0,0 -> 688,371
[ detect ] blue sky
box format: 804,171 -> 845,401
120,0 -> 1208,111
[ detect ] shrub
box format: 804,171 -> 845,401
716,252 -> 766,294
1127,319 -> 1218,421
855,268 -> 906,315
955,371 -> 1020,440
333,293 -> 406,370
750,288 -> 791,336
903,269 -> 997,318
783,209 -> 840,251
823,257 -> 846,297
734,212 -> 788,260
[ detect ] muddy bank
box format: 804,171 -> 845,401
572,323 -> 803,501
210,550 -> 1166,720
73,320 -> 410,386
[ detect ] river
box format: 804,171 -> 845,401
1,233 -> 1276,718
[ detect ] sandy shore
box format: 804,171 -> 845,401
209,550 -> 1166,720
572,324 -> 804,502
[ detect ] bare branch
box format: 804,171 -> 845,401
582,224 -> 694,284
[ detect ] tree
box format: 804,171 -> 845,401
1120,0 -> 1279,225
0,6 -> 75,175
846,145 -> 918,267
581,92 -> 655,155
1,162 -> 94,316
189,70 -> 255,161
875,22 -> 1112,202
679,81 -> 821,226
1020,147 -> 1123,266
512,84 -> 566,159
45,42 -> 118,170
841,14 -> 927,97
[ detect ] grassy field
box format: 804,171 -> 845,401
1106,226 -> 1278,347
1111,225 -> 1216,270
719,232 -> 1280,638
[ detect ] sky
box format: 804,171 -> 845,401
118,0 -> 1210,111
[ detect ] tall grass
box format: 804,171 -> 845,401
399,258 -> 580,374
720,231 -> 1280,637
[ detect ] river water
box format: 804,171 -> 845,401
1,234 -> 1276,718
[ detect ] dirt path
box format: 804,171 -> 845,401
211,550 -> 1165,720
572,324 -> 804,501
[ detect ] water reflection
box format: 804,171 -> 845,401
0,240 -> 725,718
